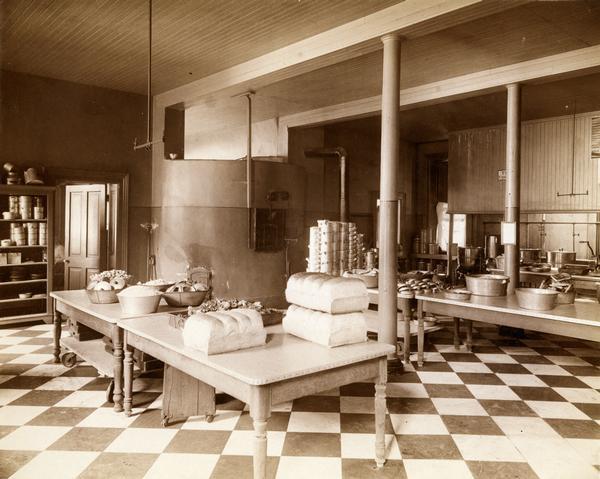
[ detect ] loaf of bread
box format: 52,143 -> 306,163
182,308 -> 266,355
285,272 -> 369,314
282,304 -> 367,348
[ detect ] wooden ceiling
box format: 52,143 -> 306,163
255,1 -> 600,113
0,0 -> 401,94
182,1 -> 600,141
320,72 -> 600,144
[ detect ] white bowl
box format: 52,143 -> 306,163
117,292 -> 161,315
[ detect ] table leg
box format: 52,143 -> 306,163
402,299 -> 411,364
123,336 -> 134,417
375,357 -> 387,467
453,318 -> 461,350
417,301 -> 424,368
53,308 -> 62,364
112,326 -> 124,413
250,386 -> 271,479
465,319 -> 473,352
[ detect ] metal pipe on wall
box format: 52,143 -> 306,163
504,83 -> 521,294
245,92 -> 255,249
304,147 -> 349,222
378,33 -> 401,358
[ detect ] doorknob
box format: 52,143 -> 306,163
63,259 -> 70,264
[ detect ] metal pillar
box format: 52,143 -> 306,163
378,34 -> 401,358
504,83 -> 521,294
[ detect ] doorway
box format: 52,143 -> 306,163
47,169 -> 129,291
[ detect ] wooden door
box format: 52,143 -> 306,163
65,184 -> 107,290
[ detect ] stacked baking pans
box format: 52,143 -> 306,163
9,267 -> 28,282
39,223 -> 47,246
19,196 -> 32,220
11,224 -> 26,246
27,222 -> 39,245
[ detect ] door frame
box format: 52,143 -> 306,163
48,168 -> 129,272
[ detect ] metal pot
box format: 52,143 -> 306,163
485,235 -> 502,259
520,248 -> 541,265
548,250 -> 576,268
465,274 -> 509,296
459,246 -> 483,271
515,288 -> 558,311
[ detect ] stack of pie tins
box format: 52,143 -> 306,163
9,267 -> 28,282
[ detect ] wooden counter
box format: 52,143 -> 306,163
415,292 -> 600,365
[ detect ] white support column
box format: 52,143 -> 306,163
378,34 -> 401,358
504,83 -> 521,294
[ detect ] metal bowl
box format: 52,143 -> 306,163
515,288 -> 558,311
466,274 -> 509,297
442,289 -> 471,301
161,290 -> 208,307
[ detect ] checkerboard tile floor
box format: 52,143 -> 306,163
1,321 -> 599,478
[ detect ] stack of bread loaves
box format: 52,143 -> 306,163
283,272 -> 368,348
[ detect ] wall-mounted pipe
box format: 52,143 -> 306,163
304,147 -> 349,222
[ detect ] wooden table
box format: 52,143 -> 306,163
415,292 -> 600,364
51,290 -> 184,412
119,317 -> 394,479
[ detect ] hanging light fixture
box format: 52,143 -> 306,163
557,99 -> 588,197
134,0 -> 160,151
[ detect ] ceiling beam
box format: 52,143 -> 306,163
276,43 -> 600,154
155,0 -> 527,109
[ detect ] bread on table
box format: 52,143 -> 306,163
182,308 -> 266,355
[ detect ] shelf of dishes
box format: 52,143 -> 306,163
0,219 -> 47,223
0,295 -> 47,304
0,262 -> 47,268
0,279 -> 47,286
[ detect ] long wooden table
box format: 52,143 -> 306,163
415,292 -> 600,364
51,290 -> 184,412
119,317 -> 394,479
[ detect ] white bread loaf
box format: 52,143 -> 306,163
285,272 -> 369,314
282,304 -> 367,348
182,308 -> 266,355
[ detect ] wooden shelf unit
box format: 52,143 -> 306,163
0,185 -> 55,324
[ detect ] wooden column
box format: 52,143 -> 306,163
504,83 -> 521,294
378,34 -> 401,357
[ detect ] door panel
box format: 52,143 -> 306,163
65,185 -> 107,290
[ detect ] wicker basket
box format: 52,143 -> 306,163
86,288 -> 124,304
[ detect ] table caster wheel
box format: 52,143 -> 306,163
161,415 -> 170,427
60,352 -> 77,368
105,380 -> 115,403
205,415 -> 214,423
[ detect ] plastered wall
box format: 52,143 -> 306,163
0,70 -> 151,283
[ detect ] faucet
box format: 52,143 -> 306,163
579,241 -> 599,270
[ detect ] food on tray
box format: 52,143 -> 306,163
182,308 -> 266,354
283,304 -> 367,347
194,297 -> 271,314
285,272 -> 369,314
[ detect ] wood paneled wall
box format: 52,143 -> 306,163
448,112 -> 600,213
